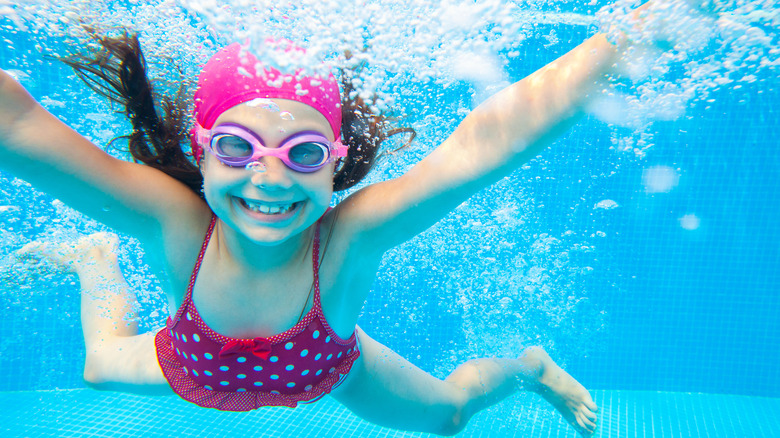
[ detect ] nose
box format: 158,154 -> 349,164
249,157 -> 293,191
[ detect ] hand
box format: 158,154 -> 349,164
599,1 -> 719,53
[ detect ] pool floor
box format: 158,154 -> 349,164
1,389 -> 777,437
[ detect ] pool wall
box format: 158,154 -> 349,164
1,14 -> 778,401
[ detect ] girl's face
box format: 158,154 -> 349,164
201,99 -> 336,246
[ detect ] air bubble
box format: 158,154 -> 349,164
642,166 -> 679,193
593,200 -> 619,210
245,162 -> 267,173
246,98 -> 279,112
679,214 -> 701,231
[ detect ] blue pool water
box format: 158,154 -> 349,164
1,1 -> 778,437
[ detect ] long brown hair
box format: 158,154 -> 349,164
59,32 -> 415,197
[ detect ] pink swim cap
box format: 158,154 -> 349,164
191,43 -> 342,162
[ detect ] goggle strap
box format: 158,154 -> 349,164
333,140 -> 349,158
195,123 -> 212,148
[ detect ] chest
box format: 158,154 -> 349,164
190,258 -> 316,339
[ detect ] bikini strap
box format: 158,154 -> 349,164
312,216 -> 323,306
176,214 -> 217,322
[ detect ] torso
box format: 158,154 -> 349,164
157,205 -> 379,342
154,215 -> 361,410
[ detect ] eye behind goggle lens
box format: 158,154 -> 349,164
289,142 -> 328,167
214,134 -> 253,158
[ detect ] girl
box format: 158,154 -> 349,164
1,5 -> 655,435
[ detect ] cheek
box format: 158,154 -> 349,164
317,186 -> 334,205
300,172 -> 334,205
200,161 -> 240,198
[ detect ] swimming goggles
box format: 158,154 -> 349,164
195,122 -> 347,173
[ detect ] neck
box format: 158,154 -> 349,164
214,221 -> 315,273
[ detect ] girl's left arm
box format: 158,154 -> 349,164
338,33 -> 619,254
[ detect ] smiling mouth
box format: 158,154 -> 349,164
238,198 -> 300,215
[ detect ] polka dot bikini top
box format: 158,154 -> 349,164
155,215 -> 360,411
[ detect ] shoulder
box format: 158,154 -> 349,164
153,198 -> 215,302
320,204 -> 382,263
318,204 -> 384,291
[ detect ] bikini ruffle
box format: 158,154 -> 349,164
155,326 -> 360,411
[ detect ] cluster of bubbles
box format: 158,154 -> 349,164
366,176 -> 612,374
2,0 -> 598,114
5,0 -> 775,147
0,175 -> 166,330
0,172 -> 167,388
593,0 -> 778,154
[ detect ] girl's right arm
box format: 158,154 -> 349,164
0,69 -> 208,249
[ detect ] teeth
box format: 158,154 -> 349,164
242,199 -> 295,215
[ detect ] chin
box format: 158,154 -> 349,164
236,205 -> 326,246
